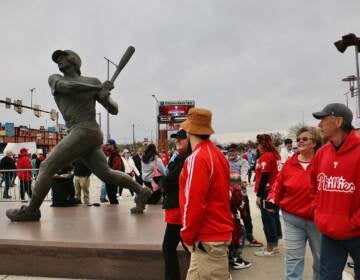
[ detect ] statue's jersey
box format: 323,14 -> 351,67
48,74 -> 101,130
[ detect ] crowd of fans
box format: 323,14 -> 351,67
0,103 -> 359,280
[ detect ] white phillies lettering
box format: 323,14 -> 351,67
317,173 -> 355,193
333,161 -> 339,169
261,162 -> 267,170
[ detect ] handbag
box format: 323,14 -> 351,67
151,158 -> 163,192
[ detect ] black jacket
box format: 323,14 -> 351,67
132,154 -> 142,176
73,160 -> 92,177
159,155 -> 187,209
0,156 -> 16,171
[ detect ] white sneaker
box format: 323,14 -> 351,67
254,248 -> 278,257
118,196 -> 123,200
230,257 -> 252,269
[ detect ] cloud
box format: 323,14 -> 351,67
0,0 -> 359,143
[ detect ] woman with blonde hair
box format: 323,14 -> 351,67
268,127 -> 322,279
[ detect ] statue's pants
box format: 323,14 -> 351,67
29,126 -> 142,211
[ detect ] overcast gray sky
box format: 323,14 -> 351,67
1,0 -> 359,143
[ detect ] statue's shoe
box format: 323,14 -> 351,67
6,205 -> 41,222
130,187 -> 152,214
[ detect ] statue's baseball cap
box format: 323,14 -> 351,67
312,103 -> 353,124
170,129 -> 187,139
52,50 -> 82,73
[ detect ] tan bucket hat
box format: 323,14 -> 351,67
180,108 -> 215,135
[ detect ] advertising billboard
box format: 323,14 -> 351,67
158,100 -> 195,124
5,123 -> 15,137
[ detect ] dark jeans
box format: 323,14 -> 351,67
162,223 -> 182,280
20,180 -> 32,200
320,235 -> 360,280
144,181 -> 162,204
135,175 -> 143,186
3,173 -> 13,197
105,184 -> 119,204
260,206 -> 282,246
240,195 -> 254,241
118,186 -> 134,196
118,174 -> 135,197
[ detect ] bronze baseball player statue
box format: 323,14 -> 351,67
6,49 -> 151,221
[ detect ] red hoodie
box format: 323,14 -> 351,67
311,130 -> 360,240
254,151 -> 280,194
179,140 -> 233,245
17,154 -> 33,181
268,153 -> 316,220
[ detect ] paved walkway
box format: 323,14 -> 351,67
0,176 -> 355,280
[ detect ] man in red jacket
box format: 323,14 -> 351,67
179,108 -> 233,280
17,148 -> 33,200
312,103 -> 360,280
103,139 -> 124,204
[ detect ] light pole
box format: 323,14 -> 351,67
341,75 -> 357,109
151,94 -> 159,147
132,123 -> 135,151
104,57 -> 119,141
29,88 -> 35,108
334,33 -> 360,117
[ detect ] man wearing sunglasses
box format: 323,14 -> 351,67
311,103 -> 360,280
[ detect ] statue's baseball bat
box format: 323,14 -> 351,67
110,46 -> 135,83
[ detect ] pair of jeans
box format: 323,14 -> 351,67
3,173 -> 13,197
118,174 -> 135,197
320,234 -> 360,280
282,211 -> 320,280
240,195 -> 254,241
260,205 -> 282,246
20,180 -> 32,200
162,223 -> 182,280
105,184 -> 118,204
99,181 -> 107,200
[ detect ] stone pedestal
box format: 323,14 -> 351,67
0,202 -> 189,279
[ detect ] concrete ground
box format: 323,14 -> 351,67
0,176 -> 355,280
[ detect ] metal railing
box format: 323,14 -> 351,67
0,168 -> 51,202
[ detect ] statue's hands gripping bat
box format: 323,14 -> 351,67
102,46 -> 135,91
98,46 -> 135,104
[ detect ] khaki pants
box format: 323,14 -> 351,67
74,176 -> 90,204
186,242 -> 232,280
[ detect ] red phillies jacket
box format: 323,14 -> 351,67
311,130 -> 360,240
254,151 -> 280,194
17,154 -> 33,181
268,153 -> 316,220
179,140 -> 233,245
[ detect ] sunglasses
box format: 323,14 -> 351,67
296,136 -> 313,142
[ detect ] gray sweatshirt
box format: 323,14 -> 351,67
141,156 -> 167,183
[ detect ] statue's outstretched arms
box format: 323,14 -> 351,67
48,74 -> 102,95
96,92 -> 119,115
